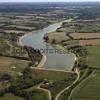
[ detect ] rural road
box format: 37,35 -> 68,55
68,70 -> 94,100
55,68 -> 80,100
37,83 -> 52,100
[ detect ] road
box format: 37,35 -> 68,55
68,70 -> 94,100
55,68 -> 80,100
37,83 -> 52,100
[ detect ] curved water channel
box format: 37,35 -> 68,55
20,22 -> 75,70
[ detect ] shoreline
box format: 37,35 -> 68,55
19,32 -> 31,46
18,20 -> 80,100
56,44 -> 78,69
18,19 -> 77,70
37,53 -> 47,68
18,20 -> 62,46
19,33 -> 47,68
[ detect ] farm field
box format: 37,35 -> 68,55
70,70 -> 100,100
79,39 -> 100,46
0,56 -> 29,76
70,33 -> 100,39
1,2 -> 100,100
0,93 -> 24,100
4,30 -> 27,34
33,69 -> 76,99
68,45 -> 100,100
33,69 -> 74,80
25,89 -> 49,100
46,31 -> 69,43
86,46 -> 100,68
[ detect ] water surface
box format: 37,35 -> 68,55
20,22 -> 75,70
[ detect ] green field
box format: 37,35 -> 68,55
33,69 -> 76,99
70,70 -> 100,100
0,93 -> 24,100
86,46 -> 100,68
26,89 -> 48,100
69,45 -> 100,100
33,69 -> 75,80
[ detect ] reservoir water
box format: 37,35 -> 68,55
20,22 -> 75,70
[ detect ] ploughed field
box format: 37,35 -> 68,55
68,33 -> 100,46
79,39 -> 100,46
53,20 -> 100,46
70,33 -> 100,39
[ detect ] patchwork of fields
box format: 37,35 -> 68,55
67,32 -> 100,46
1,7 -> 100,100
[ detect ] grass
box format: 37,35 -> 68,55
23,69 -> 76,99
33,69 -> 75,81
86,46 -> 100,68
0,81 -> 10,90
0,56 -> 30,91
76,25 -> 100,33
0,56 -> 29,77
25,84 -> 49,100
69,45 -> 100,100
0,93 -> 24,100
33,69 -> 76,99
47,79 -> 75,99
70,70 -> 100,100
0,39 -> 11,55
25,89 -> 48,100
47,31 -> 69,43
